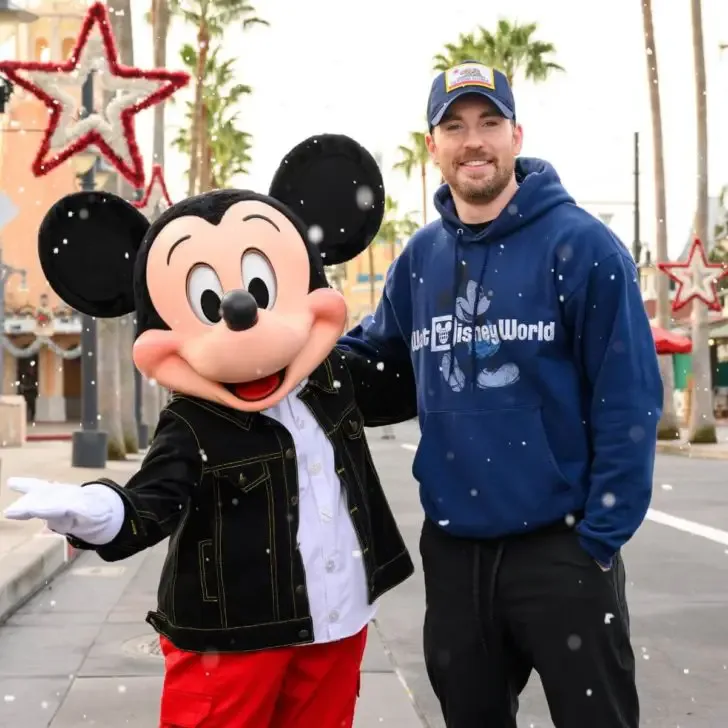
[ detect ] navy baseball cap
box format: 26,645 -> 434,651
427,62 -> 516,128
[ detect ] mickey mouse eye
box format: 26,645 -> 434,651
241,250 -> 277,310
186,264 -> 224,325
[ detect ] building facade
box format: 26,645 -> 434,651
0,0 -> 92,422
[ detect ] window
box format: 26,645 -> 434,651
62,37 -> 75,60
34,38 -> 48,61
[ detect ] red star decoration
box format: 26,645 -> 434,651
658,237 -> 728,312
0,2 -> 189,188
133,163 -> 173,217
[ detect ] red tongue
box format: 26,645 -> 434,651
233,373 -> 281,401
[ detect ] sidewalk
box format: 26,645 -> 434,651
0,440 -> 426,727
0,441 -> 144,625
655,425 -> 728,460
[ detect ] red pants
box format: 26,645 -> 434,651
158,626 -> 367,728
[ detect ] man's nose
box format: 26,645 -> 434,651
219,289 -> 258,331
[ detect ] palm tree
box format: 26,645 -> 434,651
169,0 -> 267,197
376,196 -> 419,262
173,43 -> 254,190
641,0 -> 680,440
433,19 -> 564,87
394,132 -> 431,225
688,0 -> 716,443
147,0 -> 173,425
94,0 -> 144,460
432,32 -> 482,71
367,196 -> 420,309
150,0 -> 171,169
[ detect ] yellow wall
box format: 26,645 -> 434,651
341,241 -> 404,325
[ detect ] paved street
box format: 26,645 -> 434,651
1,421 -> 728,726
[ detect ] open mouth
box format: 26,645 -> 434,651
224,369 -> 286,402
460,160 -> 492,170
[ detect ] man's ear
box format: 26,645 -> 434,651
38,191 -> 150,317
268,134 -> 385,265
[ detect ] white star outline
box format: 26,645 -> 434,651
659,238 -> 728,311
23,27 -> 166,168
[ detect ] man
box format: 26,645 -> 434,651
338,62 -> 663,728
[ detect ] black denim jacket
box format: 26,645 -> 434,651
67,349 -> 416,652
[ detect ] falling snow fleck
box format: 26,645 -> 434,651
355,186 -> 374,209
308,225 -> 324,244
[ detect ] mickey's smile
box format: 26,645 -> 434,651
225,369 -> 286,402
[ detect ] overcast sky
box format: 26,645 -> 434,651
94,0 -> 728,256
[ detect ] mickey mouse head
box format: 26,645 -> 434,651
38,134 -> 385,411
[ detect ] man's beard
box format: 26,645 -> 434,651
446,158 -> 513,205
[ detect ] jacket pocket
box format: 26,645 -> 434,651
197,539 -> 218,602
340,406 -> 365,440
215,460 -> 271,493
160,689 -> 213,727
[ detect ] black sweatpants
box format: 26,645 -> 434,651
420,516 -> 638,728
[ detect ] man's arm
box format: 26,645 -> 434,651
562,247 -> 663,568
67,407 -> 203,562
338,253 -> 417,426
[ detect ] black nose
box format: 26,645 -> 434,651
219,289 -> 258,331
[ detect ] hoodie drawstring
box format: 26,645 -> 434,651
450,226 -> 492,390
447,228 -> 464,385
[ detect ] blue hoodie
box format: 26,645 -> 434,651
339,157 -> 663,566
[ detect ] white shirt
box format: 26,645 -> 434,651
263,381 -> 377,643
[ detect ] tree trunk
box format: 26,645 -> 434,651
94,0 -> 132,461
420,163 -> 428,225
98,318 -> 126,459
688,0 -> 716,443
199,116 -> 212,192
109,0 -> 139,455
151,0 -> 170,169
188,24 -> 209,197
144,0 -> 171,433
641,0 -> 680,440
118,314 -> 138,452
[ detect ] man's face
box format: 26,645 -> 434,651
426,95 -> 523,205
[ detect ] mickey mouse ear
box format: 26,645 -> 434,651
268,134 -> 385,266
38,191 -> 149,318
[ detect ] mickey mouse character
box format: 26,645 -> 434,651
4,134 -> 416,728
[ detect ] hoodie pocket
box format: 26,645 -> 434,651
413,406 -> 573,529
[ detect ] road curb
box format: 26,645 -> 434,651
656,442 -> 728,460
0,531 -> 80,625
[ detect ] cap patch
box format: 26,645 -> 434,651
445,63 -> 495,93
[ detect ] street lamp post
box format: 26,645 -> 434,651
0,246 -> 26,394
70,70 -> 108,468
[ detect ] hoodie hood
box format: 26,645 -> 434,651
433,157 -> 575,243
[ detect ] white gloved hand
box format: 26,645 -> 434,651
3,477 -> 125,545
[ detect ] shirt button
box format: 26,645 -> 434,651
308,462 -> 322,475
329,610 -> 339,622
325,559 -> 335,572
296,417 -> 305,429
285,448 -> 295,459
295,584 -> 305,595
